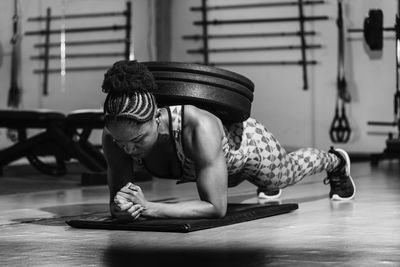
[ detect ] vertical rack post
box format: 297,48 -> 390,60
124,1 -> 132,60
201,0 -> 209,65
395,0 -> 400,135
43,8 -> 51,96
298,0 -> 308,90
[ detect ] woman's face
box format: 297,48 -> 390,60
106,118 -> 159,158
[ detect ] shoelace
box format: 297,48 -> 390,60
323,172 -> 342,187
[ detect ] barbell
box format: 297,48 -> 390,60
142,62 -> 254,123
349,9 -> 396,51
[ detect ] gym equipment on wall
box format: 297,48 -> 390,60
25,2 -> 132,96
183,31 -> 317,40
143,61 -> 254,123
358,1 -> 400,164
207,60 -> 318,66
190,0 -> 325,11
348,9 -> 396,51
329,0 -> 351,143
186,0 -> 328,90
7,0 -> 22,108
193,15 -> 329,25
187,44 -> 322,54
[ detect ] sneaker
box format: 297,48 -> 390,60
324,147 -> 356,201
257,188 -> 282,200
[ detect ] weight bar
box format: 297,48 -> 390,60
27,11 -> 127,21
25,24 -> 127,36
208,60 -> 318,66
348,9 -> 395,51
190,0 -> 325,11
33,38 -> 128,48
367,131 -> 396,136
33,66 -> 110,74
182,31 -> 317,40
368,121 -> 397,126
193,16 -> 329,25
200,0 -> 209,64
30,52 -> 124,60
187,44 -> 322,54
298,0 -> 309,90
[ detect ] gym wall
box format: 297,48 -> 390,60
170,0 -> 397,153
0,0 -> 397,154
0,0 -> 152,149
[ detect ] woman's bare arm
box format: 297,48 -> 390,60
102,129 -> 136,218
118,106 -> 228,219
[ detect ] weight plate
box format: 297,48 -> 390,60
151,71 -> 253,101
153,81 -> 251,122
143,61 -> 255,92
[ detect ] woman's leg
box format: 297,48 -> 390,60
241,119 -> 340,189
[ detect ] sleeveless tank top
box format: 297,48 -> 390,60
137,105 -> 261,186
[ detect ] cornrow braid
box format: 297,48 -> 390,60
104,91 -> 156,123
102,60 -> 157,124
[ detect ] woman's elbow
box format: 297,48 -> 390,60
211,204 -> 227,218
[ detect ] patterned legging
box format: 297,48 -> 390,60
225,118 -> 340,189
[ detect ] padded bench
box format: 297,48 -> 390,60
0,109 -> 106,177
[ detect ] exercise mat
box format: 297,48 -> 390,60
66,203 -> 298,233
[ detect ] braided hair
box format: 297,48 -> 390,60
102,60 -> 157,125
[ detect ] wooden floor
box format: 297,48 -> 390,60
0,160 -> 399,267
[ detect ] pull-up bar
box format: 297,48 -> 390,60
187,44 -> 322,54
27,11 -> 128,21
183,31 -> 316,40
30,52 -> 124,60
33,38 -> 128,48
25,25 -> 127,36
194,16 -> 329,25
190,0 -> 325,11
209,60 -> 318,66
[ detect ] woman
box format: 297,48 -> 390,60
102,60 -> 356,220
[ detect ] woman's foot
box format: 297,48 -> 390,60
257,188 -> 282,200
324,147 -> 356,200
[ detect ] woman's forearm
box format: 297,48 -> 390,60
142,200 -> 226,219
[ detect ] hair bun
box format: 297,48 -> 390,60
101,60 -> 156,94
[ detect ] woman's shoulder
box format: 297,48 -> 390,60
181,105 -> 223,142
182,105 -> 218,125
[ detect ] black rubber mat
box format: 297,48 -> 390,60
66,203 -> 298,233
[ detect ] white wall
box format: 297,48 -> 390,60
171,0 -> 397,153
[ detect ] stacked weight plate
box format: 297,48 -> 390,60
142,62 -> 254,123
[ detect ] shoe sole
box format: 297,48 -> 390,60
258,189 -> 282,200
331,148 -> 356,201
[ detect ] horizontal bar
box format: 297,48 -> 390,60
194,16 -> 329,25
188,44 -> 322,53
25,24 -> 127,36
190,0 -> 325,11
27,11 -> 127,21
183,31 -> 317,40
348,27 -> 395,33
33,66 -> 110,74
31,52 -> 124,60
367,131 -> 396,136
368,121 -> 398,126
33,38 -> 128,48
207,60 -> 318,66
